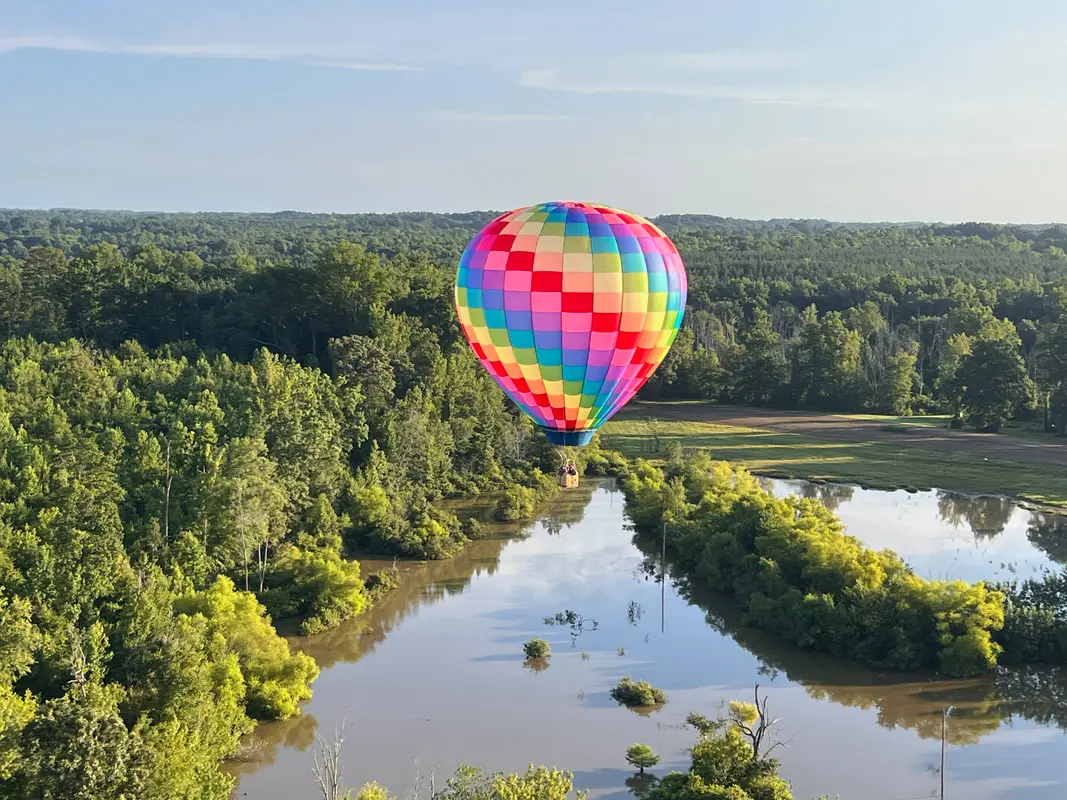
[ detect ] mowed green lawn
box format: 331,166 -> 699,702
835,412 -> 1052,441
600,414 -> 1067,509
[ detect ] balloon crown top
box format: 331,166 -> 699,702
497,200 -> 645,217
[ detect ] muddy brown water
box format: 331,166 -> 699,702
229,478 -> 1067,800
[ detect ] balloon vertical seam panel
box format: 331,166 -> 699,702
455,201 -> 686,439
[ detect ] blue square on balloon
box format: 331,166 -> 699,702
667,293 -> 682,311
506,310 -> 533,331
467,287 -> 483,307
591,236 -> 620,254
509,328 -> 535,348
585,364 -> 608,382
667,270 -> 680,291
566,207 -> 585,222
483,289 -> 505,310
459,249 -> 474,269
457,266 -> 469,287
563,349 -> 587,366
588,222 -> 613,237
534,329 -> 562,350
485,308 -> 507,329
616,237 -> 640,253
468,268 -> 484,288
621,253 -> 646,272
644,252 -> 664,272
563,364 -> 585,382
537,346 -> 562,366
565,222 -> 590,237
648,272 -> 668,293
582,379 -> 604,395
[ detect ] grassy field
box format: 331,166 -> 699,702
601,412 -> 1067,509
835,412 -> 1053,441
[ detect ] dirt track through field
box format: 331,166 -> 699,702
625,402 -> 1067,469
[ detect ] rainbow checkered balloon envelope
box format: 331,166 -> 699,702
454,201 -> 687,446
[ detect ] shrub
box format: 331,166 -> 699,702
364,566 -> 401,598
494,486 -> 537,521
461,517 -> 485,539
523,638 -> 551,659
610,677 -> 667,707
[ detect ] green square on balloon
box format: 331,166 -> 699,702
489,328 -> 511,347
469,307 -> 486,327
622,272 -> 648,292
541,364 -> 563,382
564,380 -> 583,395
542,222 -> 566,236
563,236 -> 591,253
579,393 -> 598,407
515,348 -> 538,365
592,253 -> 622,272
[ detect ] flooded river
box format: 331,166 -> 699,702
230,478 -> 1067,800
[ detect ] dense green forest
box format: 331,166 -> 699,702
3,207 -> 1067,798
5,208 -> 1067,432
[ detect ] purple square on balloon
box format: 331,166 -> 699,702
532,311 -> 560,331
586,349 -> 612,367
504,290 -> 532,311
562,331 -> 590,350
482,270 -> 505,290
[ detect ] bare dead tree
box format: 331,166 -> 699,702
163,438 -> 172,545
66,623 -> 87,700
312,719 -> 350,800
733,683 -> 788,761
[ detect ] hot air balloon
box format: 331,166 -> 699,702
454,201 -> 687,464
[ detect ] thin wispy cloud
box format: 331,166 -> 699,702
518,68 -> 882,110
429,110 -> 571,122
0,35 -> 419,71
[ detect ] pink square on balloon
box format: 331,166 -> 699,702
531,292 -> 562,312
590,331 -> 616,350
486,250 -> 509,270
504,271 -> 532,291
562,312 -> 593,332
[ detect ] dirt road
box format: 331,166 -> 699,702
624,402 -> 1067,469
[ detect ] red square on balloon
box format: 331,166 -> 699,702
531,271 -> 563,292
507,250 -> 535,271
592,312 -> 621,332
562,292 -> 593,313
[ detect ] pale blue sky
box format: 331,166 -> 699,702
3,1 -> 1066,221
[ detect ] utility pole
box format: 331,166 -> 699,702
660,520 -> 666,633
940,706 -> 946,799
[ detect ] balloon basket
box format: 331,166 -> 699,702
558,458 -> 580,489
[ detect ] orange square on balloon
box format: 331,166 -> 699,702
513,235 -> 540,252
620,311 -> 645,331
532,251 -> 564,271
562,271 -> 593,292
593,292 -> 621,312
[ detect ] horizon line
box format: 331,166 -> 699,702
1,205 -> 1060,227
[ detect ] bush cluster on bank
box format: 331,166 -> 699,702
620,452 -> 1008,677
